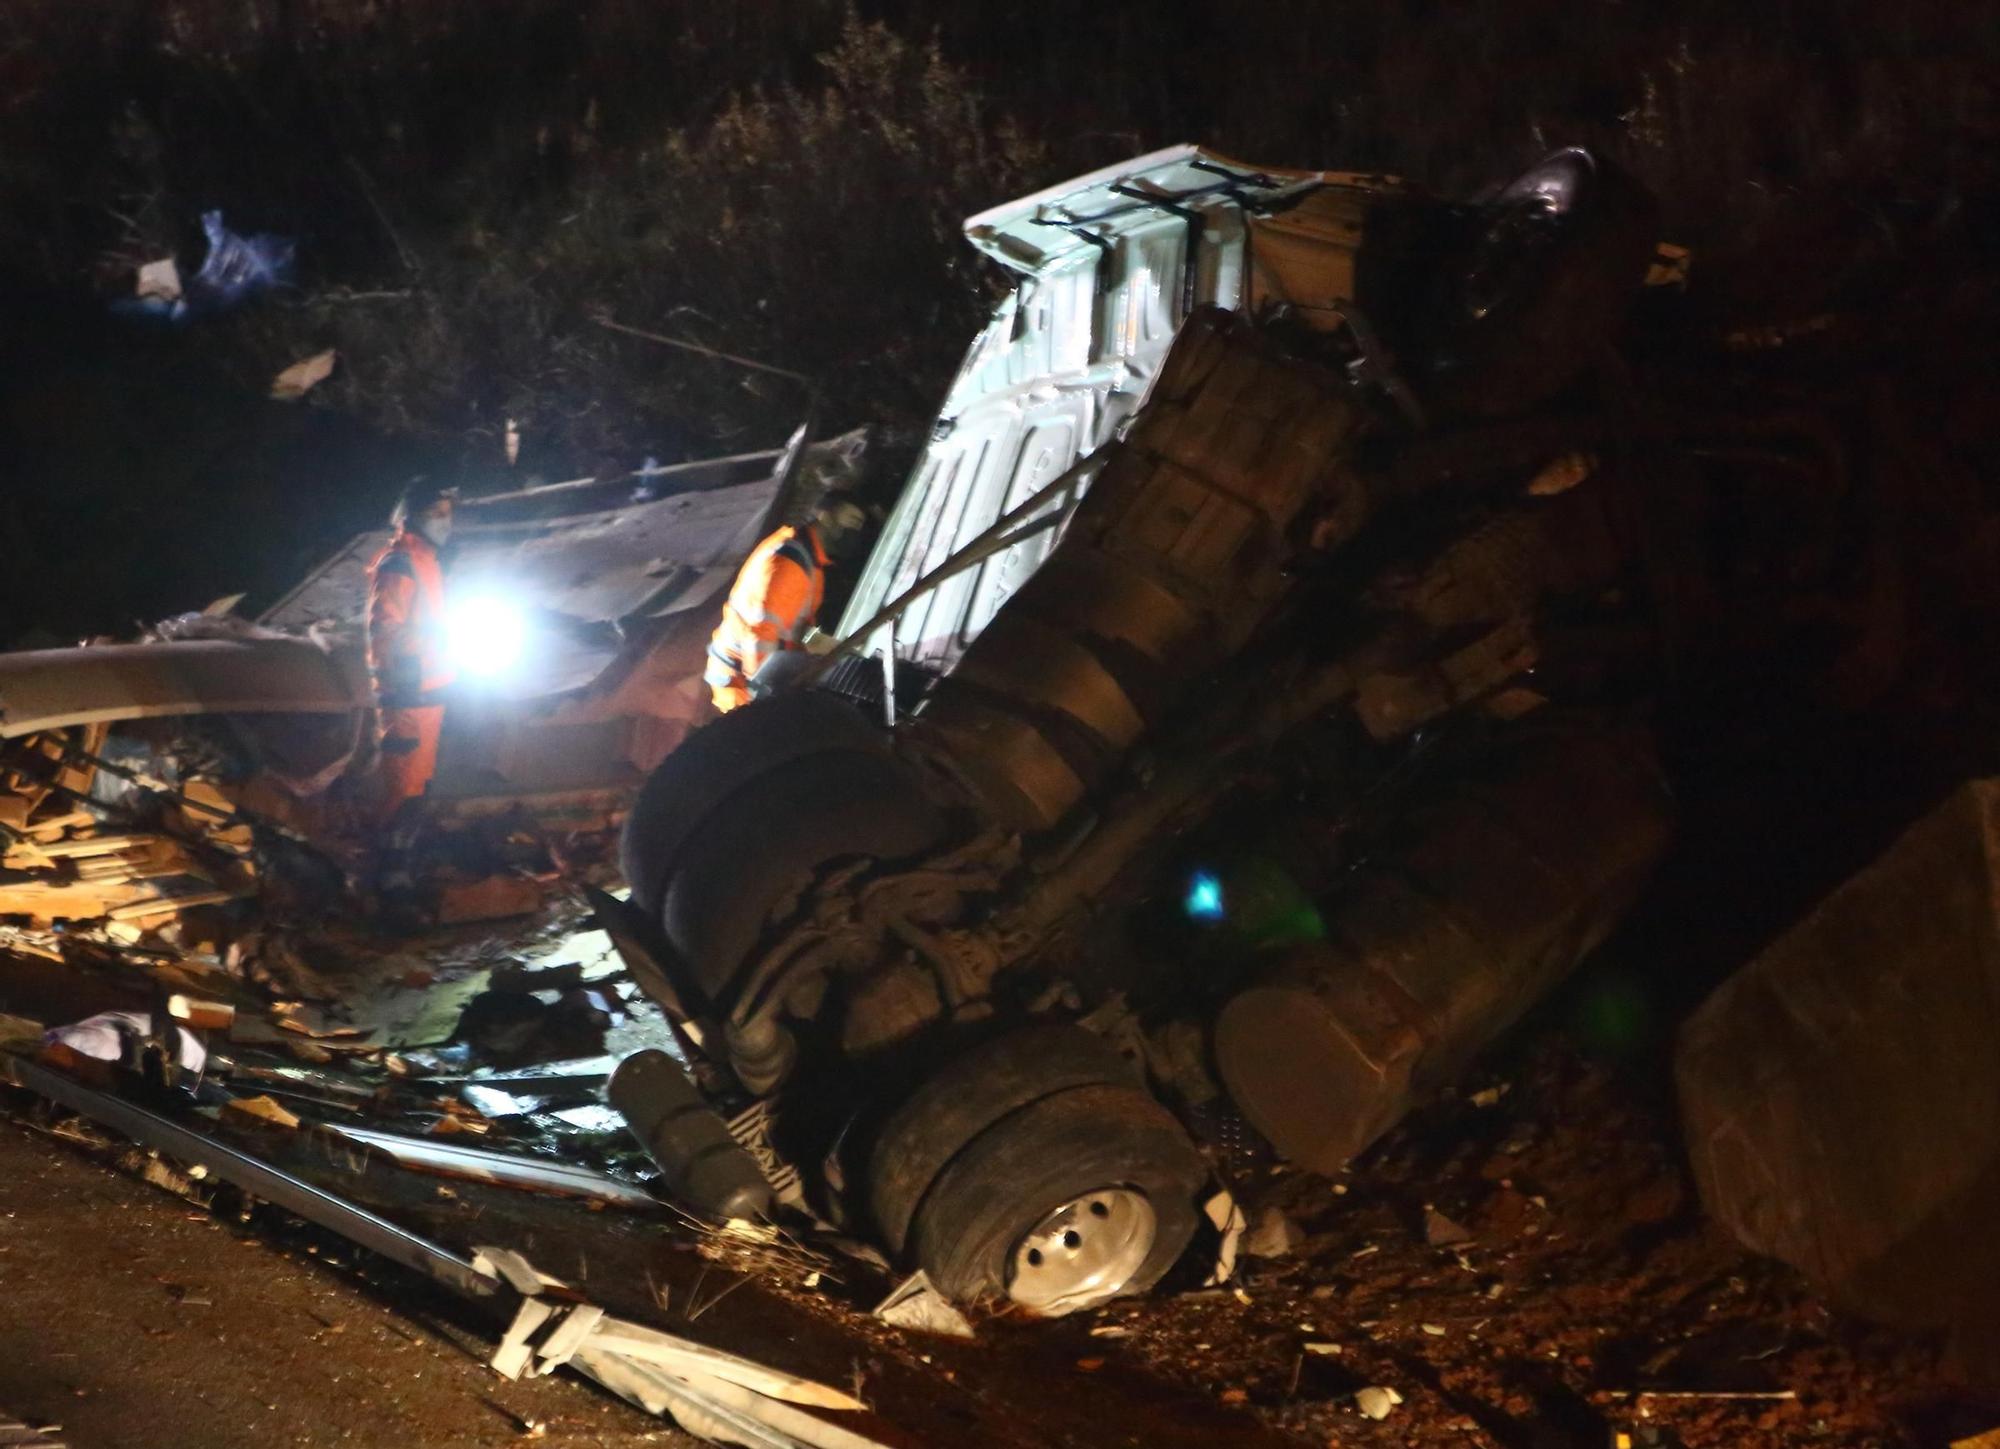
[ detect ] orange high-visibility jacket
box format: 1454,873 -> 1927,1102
367,529 -> 455,708
705,524 -> 827,712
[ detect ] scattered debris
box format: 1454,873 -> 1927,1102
872,1271 -> 975,1340
326,1126 -> 661,1209
435,874 -> 547,926
1354,1385 -> 1404,1420
0,1414 -> 67,1447
1241,1205 -> 1305,1260
4,1048 -> 896,1449
114,210 -> 295,323
1525,450 -> 1596,497
1423,1207 -> 1474,1248
165,994 -> 236,1031
478,1243 -> 889,1446
1624,1390 -> 1799,1402
269,348 -> 337,401
42,1011 -> 207,1078
1202,1189 -> 1247,1286
133,256 -> 181,304
222,1095 -> 302,1130
450,987 -> 610,1067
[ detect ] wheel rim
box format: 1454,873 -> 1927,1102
1005,1187 -> 1157,1315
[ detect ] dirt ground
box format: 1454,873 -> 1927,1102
1092,1039 -> 1991,1449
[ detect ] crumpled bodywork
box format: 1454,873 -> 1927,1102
0,636 -> 367,740
837,144 -> 1409,672
261,445 -> 805,797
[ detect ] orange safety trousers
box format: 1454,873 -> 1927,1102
367,529 -> 455,818
376,705 -> 445,820
706,524 -> 826,713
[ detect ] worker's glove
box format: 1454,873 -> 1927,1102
747,649 -> 815,700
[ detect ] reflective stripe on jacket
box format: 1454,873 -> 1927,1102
704,525 -> 827,706
367,529 -> 455,708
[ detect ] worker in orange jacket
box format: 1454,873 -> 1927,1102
705,499 -> 866,713
367,480 -> 457,820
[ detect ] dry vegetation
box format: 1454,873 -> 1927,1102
1,0 -> 1995,467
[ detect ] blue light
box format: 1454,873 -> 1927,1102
1184,870 -> 1225,923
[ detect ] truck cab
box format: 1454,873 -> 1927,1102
837,145 -> 1410,674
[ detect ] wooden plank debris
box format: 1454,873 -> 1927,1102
223,1095 -> 302,1131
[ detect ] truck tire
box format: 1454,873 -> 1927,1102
1428,148 -> 1658,418
908,1083 -> 1207,1315
657,748 -> 945,1001
620,689 -> 903,916
868,1022 -> 1141,1255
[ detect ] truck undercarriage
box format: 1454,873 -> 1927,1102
611,150 -> 1886,1316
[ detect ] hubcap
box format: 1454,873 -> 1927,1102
1005,1187 -> 1156,1316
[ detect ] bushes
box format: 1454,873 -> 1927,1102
0,4 -> 1039,468
0,0 -> 1994,469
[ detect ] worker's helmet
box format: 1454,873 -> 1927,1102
390,476 -> 459,530
811,497 -> 869,560
814,496 -> 867,536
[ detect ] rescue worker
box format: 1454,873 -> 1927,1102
705,496 -> 866,713
367,479 -> 457,820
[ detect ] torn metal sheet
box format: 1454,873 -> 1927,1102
477,1245 -> 897,1449
463,448 -> 782,525
872,1270 -> 975,1339
455,479 -> 783,622
0,1414 -> 67,1447
263,470 -> 783,638
576,1348 -> 887,1449
258,459 -> 785,761
0,638 -> 367,739
1202,1188 -> 1247,1286
325,1123 -> 660,1209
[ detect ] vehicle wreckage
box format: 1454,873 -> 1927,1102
3,146 -> 1991,1437
604,143 -> 1919,1317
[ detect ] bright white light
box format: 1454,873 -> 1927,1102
447,592 -> 528,680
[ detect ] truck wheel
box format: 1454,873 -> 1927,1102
619,691 -> 893,916
907,1083 -> 1207,1315
658,749 -> 945,1001
868,1023 -> 1141,1255
1428,147 -> 1658,417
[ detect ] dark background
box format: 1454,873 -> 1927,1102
1,0 -> 1995,637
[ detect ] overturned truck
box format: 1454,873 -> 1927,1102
613,146 -> 1875,1314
